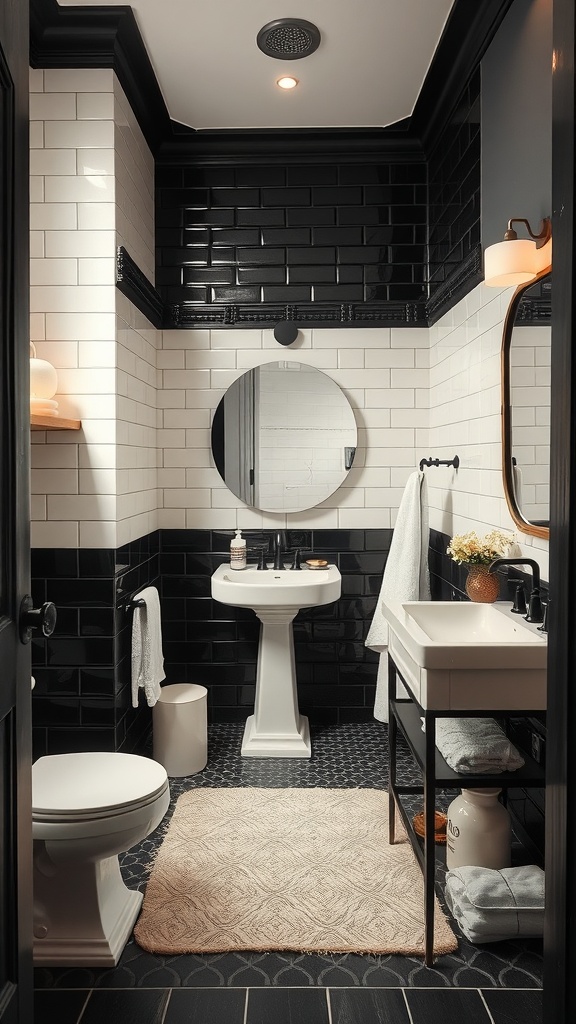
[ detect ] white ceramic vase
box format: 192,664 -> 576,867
446,788 -> 511,870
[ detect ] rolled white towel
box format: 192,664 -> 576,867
444,864 -> 545,944
435,717 -> 525,774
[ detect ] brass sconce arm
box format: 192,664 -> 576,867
503,217 -> 552,247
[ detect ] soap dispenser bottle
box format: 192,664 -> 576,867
230,529 -> 247,570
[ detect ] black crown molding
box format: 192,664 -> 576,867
29,0 -> 170,154
158,123 -> 424,166
30,0 -> 511,163
116,247 -> 163,329
411,0 -> 514,154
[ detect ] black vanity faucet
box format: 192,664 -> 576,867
273,531 -> 287,570
488,558 -> 544,623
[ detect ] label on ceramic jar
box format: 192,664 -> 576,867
446,816 -> 460,858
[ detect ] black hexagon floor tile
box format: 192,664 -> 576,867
34,722 -> 543,991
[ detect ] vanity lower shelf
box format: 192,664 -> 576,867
388,655 -> 545,967
392,699 -> 545,789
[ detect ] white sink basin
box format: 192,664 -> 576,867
382,599 -> 547,711
211,563 -> 341,610
404,601 -> 546,649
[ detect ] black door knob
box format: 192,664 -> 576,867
19,595 -> 57,644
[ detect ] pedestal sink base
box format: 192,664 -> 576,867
241,714 -> 311,758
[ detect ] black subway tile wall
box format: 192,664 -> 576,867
427,69 -> 481,306
155,161 -> 427,320
159,529 -> 388,726
31,534 -> 161,760
31,529 -> 389,755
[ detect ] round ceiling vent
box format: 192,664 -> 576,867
257,19 -> 321,60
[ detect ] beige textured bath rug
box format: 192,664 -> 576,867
133,787 -> 457,956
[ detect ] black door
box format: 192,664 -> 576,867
0,0 -> 34,1020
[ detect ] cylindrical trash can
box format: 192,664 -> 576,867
153,683 -> 208,777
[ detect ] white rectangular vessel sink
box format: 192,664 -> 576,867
211,563 -> 341,610
406,601 -> 545,646
382,599 -> 547,711
383,600 -> 547,670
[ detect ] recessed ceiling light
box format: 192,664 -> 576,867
277,76 -> 299,90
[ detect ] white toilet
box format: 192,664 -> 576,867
32,751 -> 170,967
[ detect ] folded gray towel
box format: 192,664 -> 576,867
435,717 -> 525,774
444,865 -> 545,944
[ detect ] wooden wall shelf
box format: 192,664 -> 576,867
30,414 -> 81,431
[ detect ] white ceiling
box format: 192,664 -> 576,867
58,0 -> 456,131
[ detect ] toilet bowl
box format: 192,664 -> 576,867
32,751 -> 170,967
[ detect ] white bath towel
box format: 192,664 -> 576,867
435,717 -> 525,774
365,470 -> 430,722
444,864 -> 545,944
131,586 -> 166,708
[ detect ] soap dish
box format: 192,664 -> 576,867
305,559 -> 329,570
412,810 -> 447,845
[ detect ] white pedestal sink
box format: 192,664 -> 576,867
211,563 -> 341,757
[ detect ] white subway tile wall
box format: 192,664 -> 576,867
30,68 -> 159,549
157,327 -> 424,532
28,71 -> 549,581
428,284 -> 549,581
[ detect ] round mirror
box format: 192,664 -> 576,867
211,361 -> 357,513
501,267 -> 551,539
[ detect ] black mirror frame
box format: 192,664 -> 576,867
501,264 -> 551,540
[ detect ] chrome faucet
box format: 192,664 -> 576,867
488,558 -> 544,623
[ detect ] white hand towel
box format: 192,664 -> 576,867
365,470 -> 430,722
131,586 -> 166,708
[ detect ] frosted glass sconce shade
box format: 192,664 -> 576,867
30,343 -> 59,417
484,217 -> 551,287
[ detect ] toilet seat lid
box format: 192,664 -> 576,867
32,752 -> 169,818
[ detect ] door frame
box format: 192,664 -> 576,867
0,0 -> 33,1020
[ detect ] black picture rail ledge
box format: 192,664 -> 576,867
116,247 -> 164,329
426,245 -> 483,325
166,301 -> 428,330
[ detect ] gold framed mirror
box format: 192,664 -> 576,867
501,266 -> 551,540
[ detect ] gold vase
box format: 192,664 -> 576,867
465,564 -> 500,603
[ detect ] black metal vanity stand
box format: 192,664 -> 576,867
387,655 -> 546,968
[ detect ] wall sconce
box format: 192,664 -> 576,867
484,216 -> 552,287
30,342 -> 59,417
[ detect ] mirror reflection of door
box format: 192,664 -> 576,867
212,361 -> 358,513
